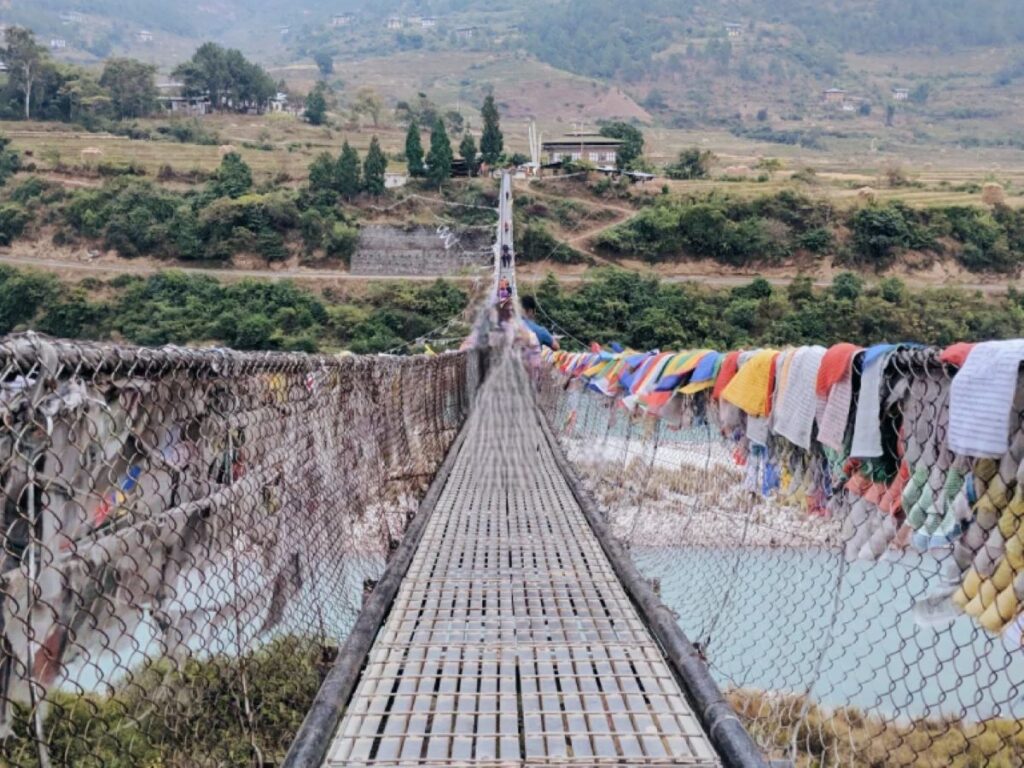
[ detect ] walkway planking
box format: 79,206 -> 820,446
324,352 -> 720,766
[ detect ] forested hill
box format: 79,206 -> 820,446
13,0 -> 1024,142
16,0 -> 1024,63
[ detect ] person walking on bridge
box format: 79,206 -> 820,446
520,295 -> 559,351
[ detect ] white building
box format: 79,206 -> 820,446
421,16 -> 437,29
386,16 -> 402,30
331,13 -> 354,28
50,38 -> 67,50
892,87 -> 910,102
137,30 -> 153,43
724,22 -> 743,38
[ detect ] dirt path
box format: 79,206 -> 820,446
0,253 -> 484,283
1,252 -> 1016,294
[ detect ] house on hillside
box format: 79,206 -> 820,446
137,30 -> 153,43
385,172 -> 408,189
270,92 -> 289,113
724,22 -> 743,38
421,16 -> 437,29
50,38 -> 67,50
279,25 -> 291,37
331,13 -> 354,28
822,87 -> 847,105
542,134 -> 623,165
892,87 -> 909,102
386,16 -> 403,30
159,95 -> 211,116
455,25 -> 478,40
60,11 -> 84,24
407,15 -> 422,27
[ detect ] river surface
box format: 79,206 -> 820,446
636,546 -> 1024,722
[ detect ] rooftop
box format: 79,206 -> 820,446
543,136 -> 624,146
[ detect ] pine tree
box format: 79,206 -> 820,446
211,152 -> 252,199
304,84 -> 328,126
479,94 -> 503,165
426,118 -> 453,187
308,152 -> 336,194
337,141 -> 361,198
459,132 -> 478,177
405,120 -> 425,177
362,136 -> 387,195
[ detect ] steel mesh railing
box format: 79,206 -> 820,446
538,347 -> 1024,768
0,332 -> 483,767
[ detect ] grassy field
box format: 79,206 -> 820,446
3,116 -> 412,181
6,109 -> 1024,211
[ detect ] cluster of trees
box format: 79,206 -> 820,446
308,138 -> 388,198
1,27 -> 158,121
0,28 -> 284,123
664,148 -> 715,180
403,94 -> 504,184
0,131 -> 403,268
172,42 -> 277,112
531,269 -> 1024,353
0,144 -> 379,265
0,266 -> 469,354
523,0 -> 682,81
596,189 -> 1024,274
521,0 -> 1024,86
764,0 -> 1024,53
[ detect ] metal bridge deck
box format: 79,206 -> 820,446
324,353 -> 720,766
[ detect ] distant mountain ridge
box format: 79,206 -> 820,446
8,0 -> 1024,148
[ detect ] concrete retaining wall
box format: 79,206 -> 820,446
350,225 -> 491,276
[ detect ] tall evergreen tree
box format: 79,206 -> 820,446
211,152 -> 253,199
337,141 -> 361,198
362,137 -> 387,195
426,118 -> 453,187
308,151 -> 337,195
304,84 -> 328,125
479,94 -> 503,165
459,132 -> 478,177
405,121 -> 425,177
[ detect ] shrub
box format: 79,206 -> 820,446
849,203 -> 930,266
519,224 -> 588,264
157,119 -> 221,145
0,134 -> 22,186
199,192 -> 300,262
832,272 -> 864,300
664,148 -> 715,180
323,222 -> 359,263
0,265 -> 58,332
0,203 -> 29,245
796,227 -> 834,253
9,176 -> 62,205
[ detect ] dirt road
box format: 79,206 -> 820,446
2,251 -> 1015,294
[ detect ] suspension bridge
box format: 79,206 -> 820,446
2,172 -> 1021,768
285,174 -> 759,767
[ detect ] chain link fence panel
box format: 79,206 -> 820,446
538,347 -> 1024,768
0,332 -> 483,767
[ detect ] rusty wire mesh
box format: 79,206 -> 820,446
0,332 -> 483,768
538,348 -> 1024,768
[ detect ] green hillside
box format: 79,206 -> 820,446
9,0 -> 1024,149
